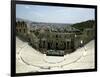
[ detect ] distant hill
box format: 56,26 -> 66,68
16,18 -> 95,31
71,20 -> 95,31
16,18 -> 71,27
16,18 -> 33,23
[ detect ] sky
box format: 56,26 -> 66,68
16,4 -> 95,24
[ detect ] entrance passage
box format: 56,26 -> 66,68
47,41 -> 66,50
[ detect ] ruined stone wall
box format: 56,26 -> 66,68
16,21 -> 28,41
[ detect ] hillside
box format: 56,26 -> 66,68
71,20 -> 95,31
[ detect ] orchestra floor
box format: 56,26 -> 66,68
16,37 -> 95,73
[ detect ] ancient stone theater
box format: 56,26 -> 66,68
16,21 -> 94,56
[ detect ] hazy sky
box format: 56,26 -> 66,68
16,4 -> 95,23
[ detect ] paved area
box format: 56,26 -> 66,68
16,37 -> 95,73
